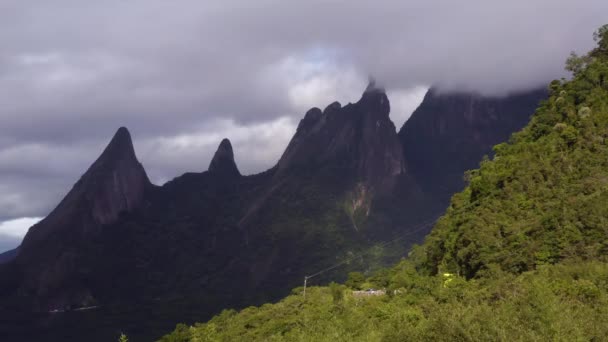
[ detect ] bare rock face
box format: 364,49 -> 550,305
399,87 -> 547,195
357,83 -> 406,190
208,138 -> 241,177
15,127 -> 151,310
277,81 -> 405,193
22,127 -> 150,248
88,127 -> 150,224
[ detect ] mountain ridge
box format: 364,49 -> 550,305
399,86 -> 547,196
159,24 -> 608,342
0,81 -> 546,341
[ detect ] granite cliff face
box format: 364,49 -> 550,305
10,127 -> 152,310
208,138 -> 240,177
22,127 -> 150,248
278,82 -> 405,193
399,87 -> 547,196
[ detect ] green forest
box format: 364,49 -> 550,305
157,25 -> 608,342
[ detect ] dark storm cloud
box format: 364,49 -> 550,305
0,0 -> 607,238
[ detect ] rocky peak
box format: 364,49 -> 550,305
358,79 -> 390,118
12,127 -> 152,311
303,107 -> 323,122
399,87 -> 547,194
81,127 -> 151,224
208,138 -> 240,177
21,127 -> 151,249
354,82 -> 403,190
102,126 -> 136,160
277,83 -> 405,193
323,101 -> 342,114
295,107 -> 323,134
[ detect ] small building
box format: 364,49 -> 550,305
352,288 -> 386,297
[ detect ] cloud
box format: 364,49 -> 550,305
0,217 -> 40,238
388,87 -> 430,129
0,217 -> 41,253
138,116 -> 299,184
0,234 -> 21,254
0,0 -> 606,221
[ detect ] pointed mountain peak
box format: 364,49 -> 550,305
218,138 -> 233,152
304,107 -> 323,120
209,138 -> 241,177
276,82 -> 404,192
20,126 -> 151,251
323,101 -> 342,114
358,78 -> 390,117
98,126 -> 137,165
113,126 -> 132,144
70,126 -> 150,223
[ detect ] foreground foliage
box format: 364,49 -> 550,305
161,25 -> 608,341
161,261 -> 608,342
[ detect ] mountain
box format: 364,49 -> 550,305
13,127 -> 152,311
0,82 -> 546,341
0,248 -> 18,264
160,24 -> 608,342
208,138 -> 240,177
399,87 -> 547,196
277,81 -> 404,193
0,84 -> 435,341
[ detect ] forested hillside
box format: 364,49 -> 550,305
160,24 -> 608,342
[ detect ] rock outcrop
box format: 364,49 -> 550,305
399,87 -> 547,195
21,127 -> 150,250
278,81 -> 405,193
208,138 -> 241,177
13,127 -> 151,310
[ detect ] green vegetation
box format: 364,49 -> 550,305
160,261 -> 608,342
422,24 -> 608,278
160,25 -> 608,341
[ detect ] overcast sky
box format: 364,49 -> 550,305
0,0 -> 607,252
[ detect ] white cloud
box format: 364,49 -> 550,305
268,54 -> 427,129
138,116 -> 298,183
388,86 -> 429,129
273,54 -> 367,113
0,217 -> 41,238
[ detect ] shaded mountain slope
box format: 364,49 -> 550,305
0,248 -> 18,264
11,127 -> 153,311
399,87 -> 547,196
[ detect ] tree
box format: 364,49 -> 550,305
118,333 -> 128,342
593,24 -> 608,51
329,282 -> 344,303
565,52 -> 590,76
345,272 -> 365,289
